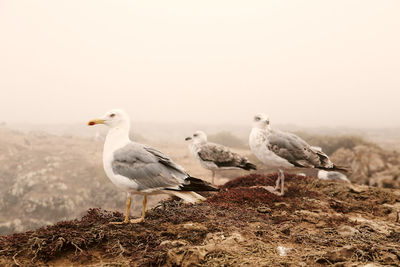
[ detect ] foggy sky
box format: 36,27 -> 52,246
0,0 -> 399,128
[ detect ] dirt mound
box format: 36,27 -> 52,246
1,173 -> 399,266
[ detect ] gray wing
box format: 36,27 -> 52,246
267,130 -> 334,169
198,143 -> 256,170
112,143 -> 188,191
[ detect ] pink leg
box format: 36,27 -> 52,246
252,169 -> 285,196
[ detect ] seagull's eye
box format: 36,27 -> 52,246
254,116 -> 261,121
109,113 -> 115,118
193,134 -> 198,137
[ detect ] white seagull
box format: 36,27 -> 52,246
88,109 -> 218,224
317,170 -> 350,183
249,114 -> 347,196
185,131 -> 256,184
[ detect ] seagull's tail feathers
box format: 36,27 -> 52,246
180,176 -> 220,192
166,176 -> 219,203
170,191 -> 206,203
331,164 -> 351,174
312,147 -> 351,174
163,177 -> 218,202
319,164 -> 351,174
241,162 -> 257,171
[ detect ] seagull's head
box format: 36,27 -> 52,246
253,113 -> 270,129
185,130 -> 207,144
87,109 -> 130,129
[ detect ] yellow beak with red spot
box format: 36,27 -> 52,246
87,119 -> 105,126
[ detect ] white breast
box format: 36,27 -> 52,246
102,128 -> 139,192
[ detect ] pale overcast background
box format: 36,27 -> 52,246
0,0 -> 399,128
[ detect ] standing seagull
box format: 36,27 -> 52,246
88,109 -> 218,224
185,131 -> 257,184
249,114 -> 347,196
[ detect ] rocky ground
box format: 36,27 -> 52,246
331,145 -> 400,189
0,128 -> 122,234
0,173 -> 399,266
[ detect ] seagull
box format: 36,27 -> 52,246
317,170 -> 350,183
249,114 -> 347,196
185,130 -> 257,184
88,109 -> 218,224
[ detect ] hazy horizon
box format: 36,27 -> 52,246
1,1 -> 399,128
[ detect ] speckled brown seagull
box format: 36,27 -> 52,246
185,130 -> 256,184
88,109 -> 218,224
249,114 -> 347,196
